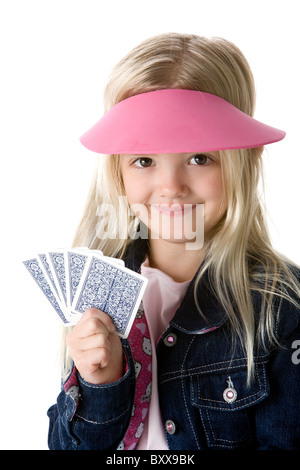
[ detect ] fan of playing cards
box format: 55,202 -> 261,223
23,248 -> 148,338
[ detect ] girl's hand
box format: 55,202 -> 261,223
66,308 -> 124,385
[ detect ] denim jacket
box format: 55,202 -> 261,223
48,242 -> 300,450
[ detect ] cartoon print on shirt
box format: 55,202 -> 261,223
142,382 -> 151,402
134,360 -> 142,379
65,385 -> 80,403
142,337 -> 151,355
136,302 -> 144,319
135,422 -> 144,439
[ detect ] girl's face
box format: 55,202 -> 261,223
120,152 -> 226,248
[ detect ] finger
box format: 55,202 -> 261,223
81,308 -> 115,334
75,347 -> 111,371
74,332 -> 113,353
85,308 -> 116,332
72,308 -> 115,339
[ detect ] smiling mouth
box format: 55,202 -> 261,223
150,203 -> 196,217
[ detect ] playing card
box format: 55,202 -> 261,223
23,257 -> 70,325
64,248 -> 125,317
72,254 -> 147,338
23,247 -> 148,338
46,250 -> 68,307
38,253 -> 62,301
65,249 -> 89,307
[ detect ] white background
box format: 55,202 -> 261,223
0,0 -> 299,450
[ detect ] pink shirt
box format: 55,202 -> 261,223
137,259 -> 191,450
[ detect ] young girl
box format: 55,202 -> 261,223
47,33 -> 300,450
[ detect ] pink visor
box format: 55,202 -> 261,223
79,89 -> 285,154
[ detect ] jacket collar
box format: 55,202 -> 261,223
170,273 -> 228,334
123,240 -> 228,334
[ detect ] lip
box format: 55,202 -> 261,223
150,203 -> 196,217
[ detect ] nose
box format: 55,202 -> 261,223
157,166 -> 189,199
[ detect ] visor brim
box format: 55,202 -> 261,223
80,89 -> 285,154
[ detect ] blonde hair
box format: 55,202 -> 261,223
66,33 -> 299,382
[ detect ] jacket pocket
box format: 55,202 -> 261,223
190,357 -> 269,449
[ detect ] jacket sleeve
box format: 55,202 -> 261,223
47,340 -> 135,450
255,297 -> 300,449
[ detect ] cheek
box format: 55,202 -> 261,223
200,172 -> 224,202
201,173 -> 226,220
122,175 -> 149,205
120,173 -> 134,203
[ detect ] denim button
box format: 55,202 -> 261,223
222,376 -> 237,403
165,420 -> 176,435
163,333 -> 177,347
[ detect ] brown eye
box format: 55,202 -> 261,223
135,157 -> 153,167
190,154 -> 210,165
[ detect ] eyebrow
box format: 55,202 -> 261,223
124,152 -> 220,159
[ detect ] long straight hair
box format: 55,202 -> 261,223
67,33 -> 299,382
